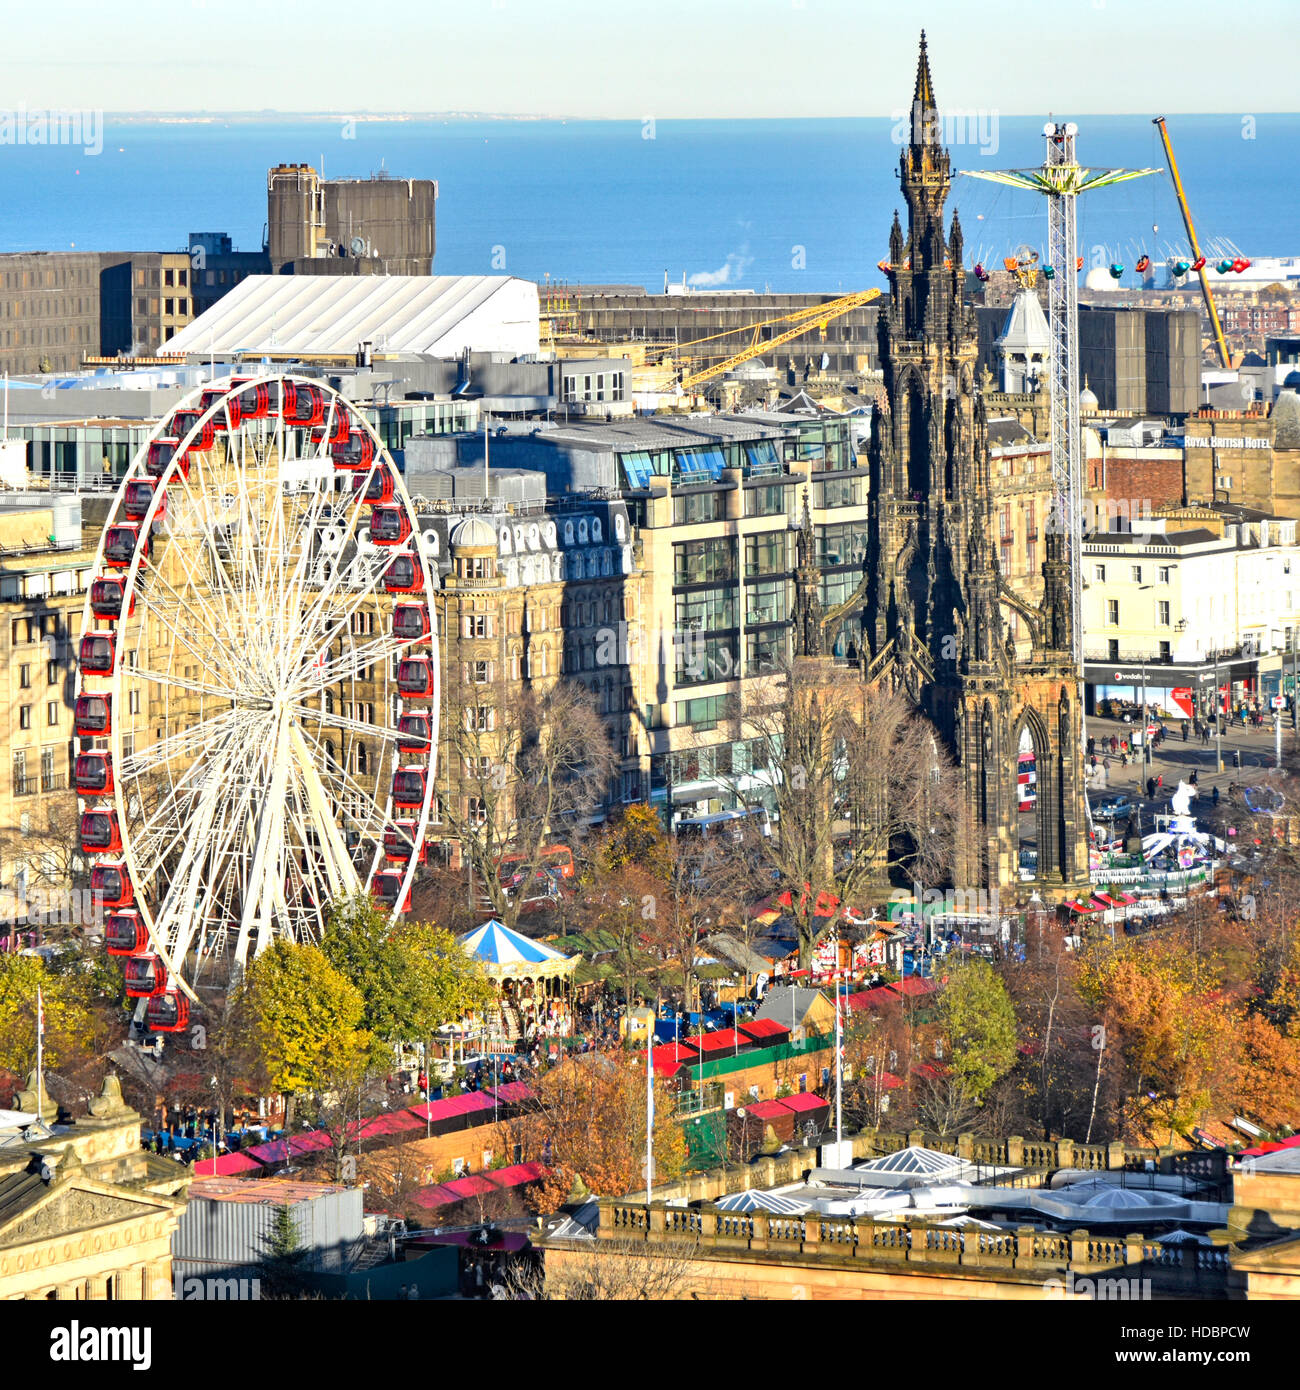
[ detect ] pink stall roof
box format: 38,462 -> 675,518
244,1130 -> 333,1164
485,1081 -> 534,1105
406,1092 -> 497,1124
193,1151 -> 264,1178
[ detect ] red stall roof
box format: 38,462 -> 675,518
888,977 -> 937,998
688,1029 -> 746,1054
406,1092 -> 496,1124
245,1130 -> 333,1164
442,1174 -> 499,1201
738,1018 -> 788,1042
844,986 -> 894,1012
745,1099 -> 790,1121
779,1093 -> 829,1115
485,1081 -> 534,1105
193,1151 -> 264,1178
647,1042 -> 698,1078
485,1161 -> 547,1189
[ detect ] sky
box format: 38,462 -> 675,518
2,0 -> 1297,118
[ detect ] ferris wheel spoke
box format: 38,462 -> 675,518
293,703 -> 402,746
136,567 -> 245,688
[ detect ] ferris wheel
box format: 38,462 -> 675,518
72,375 -> 440,1032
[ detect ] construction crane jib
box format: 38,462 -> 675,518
675,289 -> 883,392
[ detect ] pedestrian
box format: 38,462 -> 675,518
1181,721 -> 1188,742
1156,774 -> 1163,791
399,1284 -> 408,1301
1190,769 -> 1198,786
408,1282 -> 419,1301
1146,776 -> 1155,799
1212,785 -> 1220,807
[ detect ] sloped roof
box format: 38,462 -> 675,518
165,273 -> 539,358
858,1146 -> 965,1177
460,919 -> 571,966
755,986 -> 828,1030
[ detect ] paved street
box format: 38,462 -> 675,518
1082,710 -> 1298,838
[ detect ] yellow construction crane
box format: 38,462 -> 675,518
671,289 -> 883,391
1153,116 -> 1234,370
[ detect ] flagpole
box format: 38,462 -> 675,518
645,1025 -> 654,1207
834,938 -> 843,1150
36,985 -> 43,1123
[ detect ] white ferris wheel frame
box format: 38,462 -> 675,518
74,373 -> 440,1003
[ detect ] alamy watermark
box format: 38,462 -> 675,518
891,101 -> 999,156
174,1274 -> 261,1300
0,887 -> 103,930
0,105 -> 103,157
1043,1270 -> 1152,1300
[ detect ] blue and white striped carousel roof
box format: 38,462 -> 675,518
459,919 -> 571,966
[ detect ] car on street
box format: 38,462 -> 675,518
1093,793 -> 1134,821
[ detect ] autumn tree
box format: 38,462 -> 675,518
0,948 -> 121,1084
728,661 -> 963,967
512,1053 -> 687,1211
436,682 -> 617,930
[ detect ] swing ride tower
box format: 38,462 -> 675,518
963,126 -> 1155,674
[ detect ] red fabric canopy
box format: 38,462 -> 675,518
888,977 -> 937,997
646,1042 -> 699,1078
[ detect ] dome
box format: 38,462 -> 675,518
449,515 -> 498,551
1282,370 -> 1300,390
1079,381 -> 1099,413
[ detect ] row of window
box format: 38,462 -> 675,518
1093,564 -> 1174,584
1105,599 -> 1172,626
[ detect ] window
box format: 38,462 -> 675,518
19,705 -> 30,730
817,476 -> 856,509
747,627 -> 787,675
746,579 -> 788,626
164,299 -> 174,315
1094,564 -> 1107,583
466,706 -> 494,732
464,756 -> 492,780
164,268 -> 174,287
816,523 -> 865,567
459,556 -> 493,580
675,633 -> 738,686
46,702 -> 58,727
746,484 -> 789,518
1131,565 -> 1142,583
1107,599 -> 1119,625
1159,641 -> 1171,661
19,664 -> 30,689
468,660 -> 491,684
673,491 -> 723,525
1158,601 -> 1170,626
46,659 -> 58,686
674,694 -> 734,730
1108,638 -> 1119,660
466,797 -> 488,825
463,614 -> 491,639
674,537 -> 734,586
745,532 -> 789,577
674,586 -> 736,632
128,689 -> 141,715
1158,566 -> 1171,583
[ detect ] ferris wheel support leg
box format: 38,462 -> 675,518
289,722 -> 360,905
235,712 -> 294,968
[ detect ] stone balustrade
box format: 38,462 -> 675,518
594,1197 -> 1228,1282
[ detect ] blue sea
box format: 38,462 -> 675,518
0,114 -> 1295,293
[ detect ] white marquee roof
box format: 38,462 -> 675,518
166,274 -> 540,358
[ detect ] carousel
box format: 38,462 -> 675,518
459,919 -> 580,1040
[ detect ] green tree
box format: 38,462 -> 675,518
258,1202 -> 310,1299
937,959 -> 1017,1103
239,940 -> 375,1101
320,893 -> 492,1042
